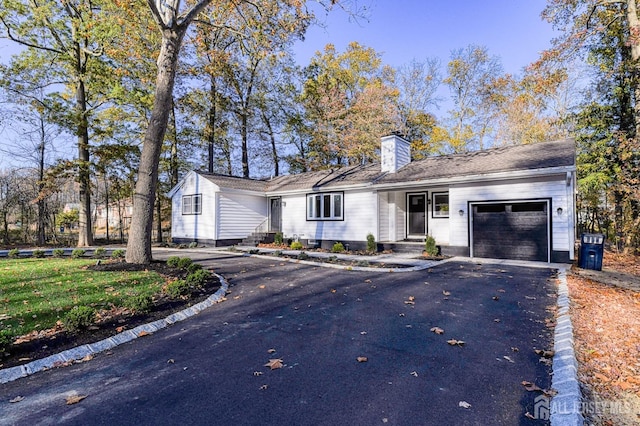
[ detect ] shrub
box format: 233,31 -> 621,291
356,260 -> 370,267
111,249 -> 125,259
177,257 -> 193,269
331,242 -> 345,253
366,233 -> 377,253
297,251 -> 309,260
32,249 -> 45,258
274,232 -> 283,245
166,256 -> 181,268
328,255 -> 338,262
94,247 -> 107,258
188,241 -> 198,248
7,249 -> 20,258
187,262 -> 203,274
424,235 -> 438,257
71,248 -> 86,258
185,269 -> 212,288
165,279 -> 190,298
273,250 -> 282,257
63,306 -> 96,332
0,329 -> 14,353
290,241 -> 303,250
52,248 -> 65,258
125,294 -> 153,314
249,249 -> 260,254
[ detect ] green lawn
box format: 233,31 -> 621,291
0,257 -> 167,339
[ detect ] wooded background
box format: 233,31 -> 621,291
0,0 -> 638,260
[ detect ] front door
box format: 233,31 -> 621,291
269,198 -> 282,232
407,193 -> 426,237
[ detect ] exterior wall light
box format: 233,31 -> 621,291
557,207 -> 563,215
458,209 -> 464,216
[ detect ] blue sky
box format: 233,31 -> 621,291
294,0 -> 556,75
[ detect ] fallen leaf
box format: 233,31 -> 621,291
497,289 -> 506,293
258,285 -> 266,289
494,318 -> 501,323
503,356 -> 515,363
511,347 -> 519,352
525,296 -> 536,300
410,371 -> 418,377
167,359 -> 175,364
534,349 -> 555,358
447,339 -> 465,346
364,279 -> 372,283
253,371 -> 263,376
492,296 -> 500,301
137,330 -> 151,337
521,381 -> 542,392
524,412 -> 535,419
330,289 -> 337,293
116,326 -> 125,333
360,331 -> 367,335
79,354 -> 93,363
357,356 -> 368,363
264,358 -> 284,370
9,396 -> 24,403
65,395 -> 88,405
267,348 -> 276,354
260,384 -> 268,390
442,290 -> 451,296
430,327 -> 444,335
458,401 -> 472,409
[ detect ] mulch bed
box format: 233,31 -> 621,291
0,260 -> 220,370
567,250 -> 640,425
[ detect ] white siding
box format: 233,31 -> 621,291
449,175 -> 571,252
170,172 -> 217,240
378,192 -> 389,241
217,192 -> 268,239
281,190 -> 378,242
427,188 -> 450,245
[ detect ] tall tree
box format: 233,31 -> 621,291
0,0 -> 116,247
443,45 -> 503,152
301,42 -> 400,169
125,0 -> 336,263
541,0 -> 640,251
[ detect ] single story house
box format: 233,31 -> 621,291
168,135 -> 576,263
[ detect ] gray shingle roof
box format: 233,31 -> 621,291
196,172 -> 269,192
378,138 -> 575,184
194,139 -> 575,193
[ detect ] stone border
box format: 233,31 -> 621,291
550,267 -> 585,425
0,274 -> 229,384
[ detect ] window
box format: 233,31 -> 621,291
182,194 -> 202,215
432,193 -> 449,217
306,192 -> 344,220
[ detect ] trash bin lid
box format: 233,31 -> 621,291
582,233 -> 604,244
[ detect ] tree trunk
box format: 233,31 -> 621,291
76,78 -> 94,247
169,100 -> 179,187
37,119 -> 46,246
126,28 -> 184,264
207,76 -> 217,173
626,0 -> 640,136
155,194 -> 163,243
262,110 -> 279,176
241,112 -> 250,178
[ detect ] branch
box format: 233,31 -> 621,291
0,16 -> 64,55
146,0 -> 168,29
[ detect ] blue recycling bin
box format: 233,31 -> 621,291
578,233 -> 605,271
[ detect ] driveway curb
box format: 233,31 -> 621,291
550,267 -> 584,425
0,273 -> 229,384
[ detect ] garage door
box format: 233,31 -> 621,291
472,201 -> 549,262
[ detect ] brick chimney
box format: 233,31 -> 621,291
380,133 -> 411,173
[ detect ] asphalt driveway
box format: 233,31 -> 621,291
0,251 -> 556,425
